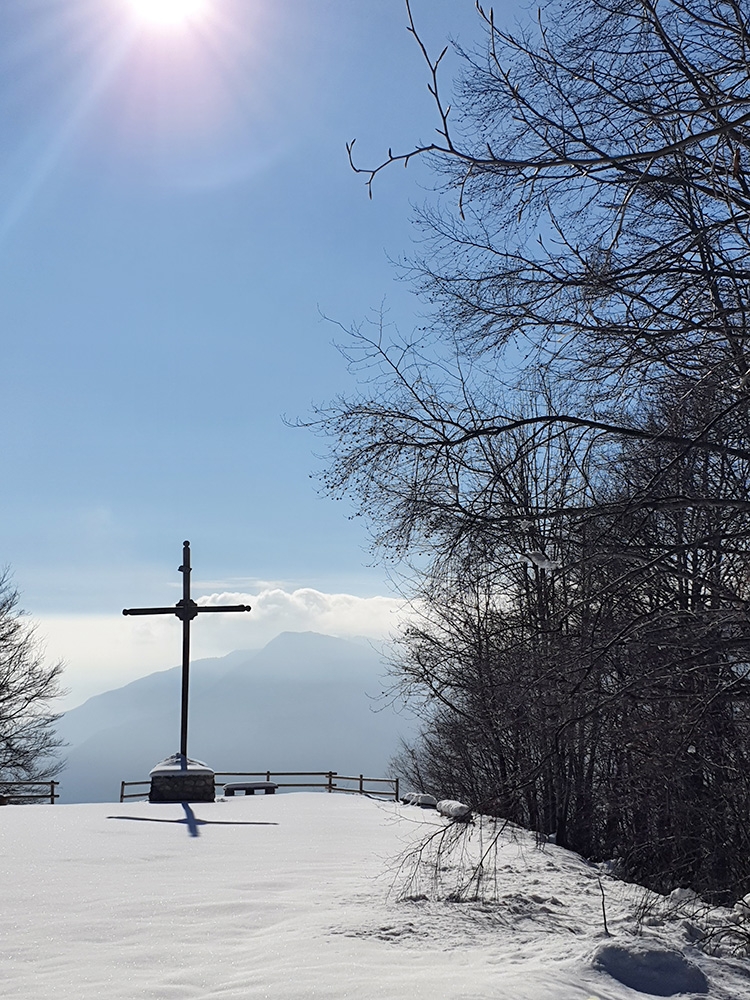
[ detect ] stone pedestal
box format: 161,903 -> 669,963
149,754 -> 215,803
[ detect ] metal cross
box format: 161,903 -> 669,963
123,540 -> 251,761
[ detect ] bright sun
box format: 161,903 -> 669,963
127,0 -> 209,29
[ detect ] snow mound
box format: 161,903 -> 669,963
593,942 -> 709,996
436,799 -> 472,819
402,792 -> 437,808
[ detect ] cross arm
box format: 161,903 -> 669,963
122,607 -> 180,616
122,603 -> 252,618
193,605 -> 252,614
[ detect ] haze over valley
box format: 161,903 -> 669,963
56,631 -> 413,802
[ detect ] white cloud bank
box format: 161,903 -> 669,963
39,588 -> 408,709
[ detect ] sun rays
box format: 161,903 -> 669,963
0,0 -> 268,245
125,0 -> 211,30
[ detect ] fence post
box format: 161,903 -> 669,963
120,781 -> 126,804
394,777 -> 399,802
50,781 -> 57,804
266,770 -> 271,781
359,774 -> 363,794
327,771 -> 333,793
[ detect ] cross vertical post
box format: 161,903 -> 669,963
178,540 -> 196,760
123,540 -> 252,764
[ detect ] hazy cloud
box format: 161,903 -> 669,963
201,587 -> 404,637
40,588 -> 407,710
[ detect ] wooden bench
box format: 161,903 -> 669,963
223,781 -> 278,796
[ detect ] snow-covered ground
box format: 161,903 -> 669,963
2,793 -> 749,999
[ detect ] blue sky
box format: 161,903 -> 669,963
0,0 -> 507,703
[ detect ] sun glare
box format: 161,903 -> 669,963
127,0 -> 209,29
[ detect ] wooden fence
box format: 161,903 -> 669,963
120,770 -> 399,803
0,781 -> 59,805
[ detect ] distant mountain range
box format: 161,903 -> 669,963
55,631 -> 416,803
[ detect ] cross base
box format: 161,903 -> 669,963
149,754 -> 216,803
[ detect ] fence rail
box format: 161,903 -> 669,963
0,781 -> 59,805
120,780 -> 151,802
120,771 -> 399,803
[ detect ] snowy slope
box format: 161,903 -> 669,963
2,793 -> 749,999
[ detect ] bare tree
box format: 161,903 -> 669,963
339,0 -> 750,510
311,0 -> 750,900
0,571 -> 64,786
388,409 -> 750,898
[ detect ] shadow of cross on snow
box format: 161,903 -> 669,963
107,803 -> 279,838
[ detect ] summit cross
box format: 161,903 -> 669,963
123,540 -> 251,761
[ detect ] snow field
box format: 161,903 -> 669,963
2,793 -> 749,999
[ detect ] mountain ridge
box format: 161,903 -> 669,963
56,631 -> 412,802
